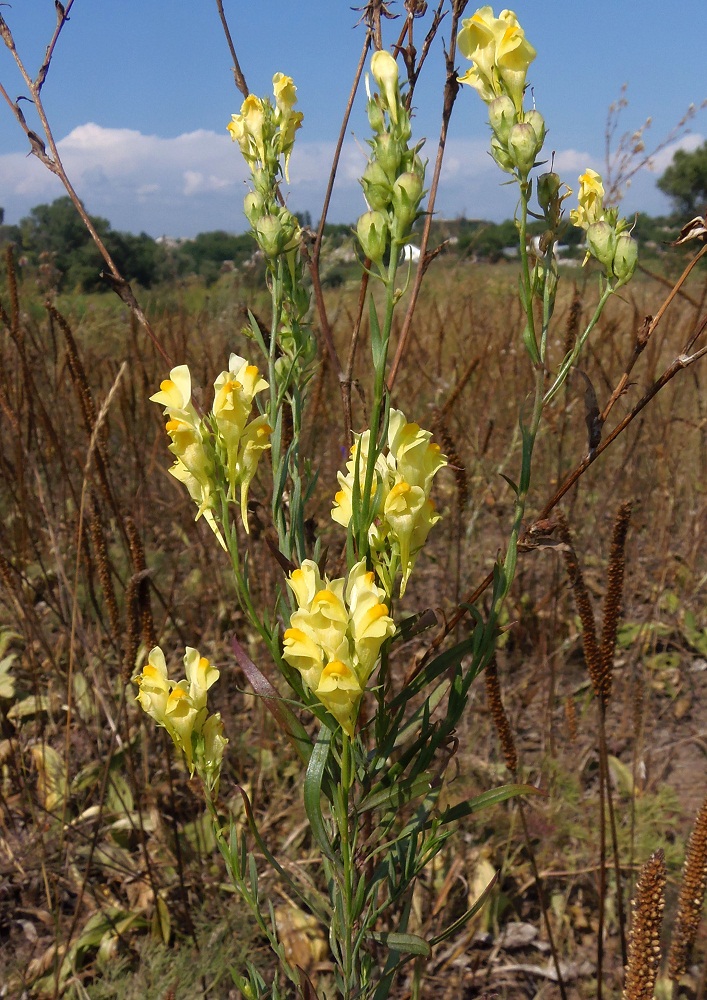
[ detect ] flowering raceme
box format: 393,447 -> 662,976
331,410 -> 446,596
151,357 -> 271,538
282,560 -> 395,736
135,646 -> 227,789
569,169 -> 638,284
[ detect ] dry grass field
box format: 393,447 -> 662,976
1,245 -> 706,999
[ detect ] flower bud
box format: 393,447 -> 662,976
367,97 -> 385,134
371,50 -> 400,124
374,132 -> 404,179
507,122 -> 539,176
255,211 -> 298,258
537,172 -> 561,213
490,136 -> 515,174
356,210 -> 389,266
243,190 -> 264,227
523,109 -> 546,149
586,220 -> 617,270
391,171 -> 424,240
612,232 -> 638,283
488,95 -> 517,143
361,160 -> 392,212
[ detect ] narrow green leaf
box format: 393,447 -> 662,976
440,782 -> 541,824
304,727 -> 338,864
370,930 -> 431,957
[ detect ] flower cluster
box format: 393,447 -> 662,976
356,51 -> 426,272
150,356 -> 271,541
228,74 -> 303,260
135,646 -> 228,792
458,8 -> 542,180
570,169 -> 638,285
332,410 -> 446,596
228,74 -> 314,374
282,560 -> 395,736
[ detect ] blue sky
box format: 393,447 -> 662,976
1,1 -> 705,237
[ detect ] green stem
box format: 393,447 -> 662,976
544,284 -> 613,404
339,732 -> 356,996
358,249 -> 400,559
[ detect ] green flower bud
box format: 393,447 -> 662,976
537,172 -> 561,213
251,168 -> 271,197
356,210 -> 389,265
612,232 -> 638,283
586,220 -> 617,270
391,171 -> 424,240
361,160 -> 392,212
244,190 -> 264,228
373,132 -> 404,180
507,122 -> 539,177
523,109 -> 546,149
255,211 -> 298,257
367,97 -> 385,134
490,136 -> 515,174
488,95 -> 517,144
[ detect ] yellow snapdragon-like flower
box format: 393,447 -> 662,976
457,7 -> 536,113
569,168 -> 606,230
282,559 -> 395,736
227,94 -> 267,168
228,74 -> 303,183
135,646 -> 227,787
151,357 -> 271,539
331,410 -> 446,595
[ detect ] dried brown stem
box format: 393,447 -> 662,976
0,14 -> 171,367
214,0 -> 249,99
387,0 -> 469,389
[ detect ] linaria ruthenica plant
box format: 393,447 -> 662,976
135,13 -> 642,998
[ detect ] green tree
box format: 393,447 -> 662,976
657,141 -> 707,216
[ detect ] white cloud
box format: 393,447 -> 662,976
1,123 -> 701,237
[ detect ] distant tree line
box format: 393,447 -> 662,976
0,142 -> 704,292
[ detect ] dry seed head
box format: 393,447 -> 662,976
557,511 -> 602,698
125,517 -> 157,649
485,656 -> 517,773
668,796 -> 707,981
623,848 -> 666,1000
563,286 -> 582,358
431,411 -> 468,511
87,493 -> 120,644
598,500 -> 632,705
564,695 -> 578,743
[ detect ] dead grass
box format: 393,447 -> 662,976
1,249 -> 706,998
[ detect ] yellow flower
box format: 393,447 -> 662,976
227,94 -> 267,166
135,646 -> 227,781
212,354 -> 269,497
282,559 -> 394,735
237,415 -> 272,530
165,683 -> 199,772
458,7 -> 536,112
184,646 -> 219,713
314,660 -> 363,738
346,561 -> 395,680
272,73 -> 303,181
569,168 -> 605,230
135,647 -> 172,723
149,365 -> 193,414
282,626 -> 325,691
330,411 -> 446,595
